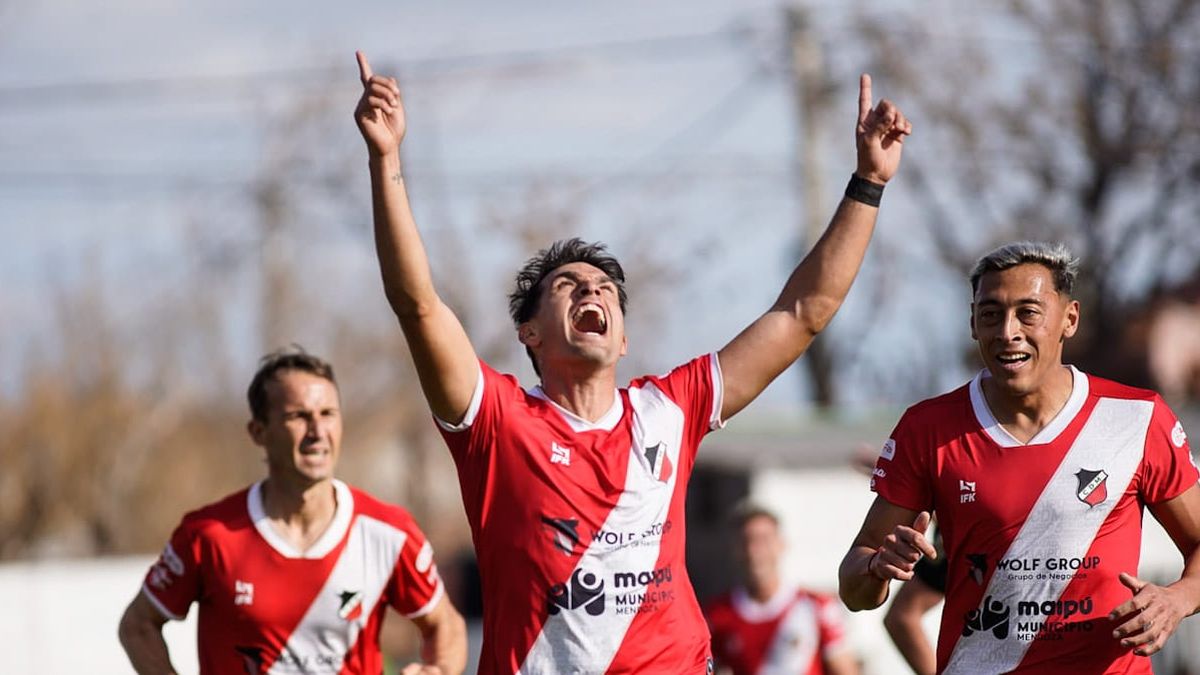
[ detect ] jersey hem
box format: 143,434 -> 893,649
403,578 -> 445,619
434,362 -> 485,432
709,352 -> 726,430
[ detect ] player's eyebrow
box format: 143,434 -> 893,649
550,269 -> 614,286
975,296 -> 1046,308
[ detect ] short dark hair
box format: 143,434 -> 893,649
507,238 -> 628,375
247,346 -> 337,422
969,241 -> 1079,296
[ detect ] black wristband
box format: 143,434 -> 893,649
845,173 -> 885,207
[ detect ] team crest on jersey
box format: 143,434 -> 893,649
644,442 -> 673,483
1075,468 -> 1109,507
338,589 -> 364,621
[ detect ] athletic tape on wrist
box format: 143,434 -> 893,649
845,173 -> 885,207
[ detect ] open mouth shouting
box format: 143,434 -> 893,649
571,302 -> 608,336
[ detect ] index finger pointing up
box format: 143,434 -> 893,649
858,73 -> 873,126
356,50 -> 373,84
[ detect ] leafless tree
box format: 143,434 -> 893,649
854,0 -> 1200,390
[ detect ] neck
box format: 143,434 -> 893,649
745,575 -> 781,603
261,476 -> 337,532
539,366 -> 618,423
982,365 -> 1074,443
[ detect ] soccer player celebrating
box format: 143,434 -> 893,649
118,348 -> 467,675
706,505 -> 858,675
839,242 -> 1200,673
353,49 -> 909,673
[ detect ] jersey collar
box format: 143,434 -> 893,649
527,385 -> 623,432
970,365 -> 1089,448
730,583 -> 798,622
247,479 -> 354,559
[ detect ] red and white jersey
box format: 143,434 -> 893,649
706,586 -> 849,675
872,367 -> 1198,674
436,355 -> 724,674
140,479 -> 444,674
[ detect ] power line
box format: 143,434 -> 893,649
0,154 -> 794,194
0,22 -> 757,109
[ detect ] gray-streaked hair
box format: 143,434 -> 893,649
969,241 -> 1080,296
247,345 -> 337,422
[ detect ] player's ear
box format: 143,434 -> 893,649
518,322 -> 540,348
1061,299 -> 1080,340
620,332 -> 628,357
969,303 -> 978,341
247,418 -> 266,446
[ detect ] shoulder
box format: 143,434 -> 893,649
1085,371 -> 1160,404
902,382 -> 972,422
177,486 -> 252,535
888,383 -> 973,445
705,591 -> 735,611
795,587 -> 836,604
704,592 -> 737,623
345,484 -> 419,529
481,360 -> 525,394
626,354 -> 714,391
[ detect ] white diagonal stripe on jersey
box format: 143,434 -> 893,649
268,515 -> 407,674
518,382 -> 685,675
760,595 -> 819,675
943,397 -> 1152,674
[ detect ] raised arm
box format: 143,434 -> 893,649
839,496 -> 935,611
118,592 -> 178,675
354,51 -> 479,424
717,74 -> 909,419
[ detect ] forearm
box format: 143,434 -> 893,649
772,195 -> 878,337
839,545 -> 890,611
420,611 -> 468,675
369,152 -> 440,318
1170,543 -> 1200,615
884,612 -> 936,675
119,621 -> 178,675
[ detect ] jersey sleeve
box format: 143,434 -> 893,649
434,359 -> 521,462
1138,396 -> 1198,505
870,407 -> 935,512
635,353 -> 724,449
140,518 -> 204,621
385,511 -> 446,618
815,593 -> 851,658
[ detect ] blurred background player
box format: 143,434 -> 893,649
117,348 -> 467,674
706,504 -> 858,675
839,242 -> 1200,673
353,48 -> 909,674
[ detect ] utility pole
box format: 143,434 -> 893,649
786,5 -> 839,407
